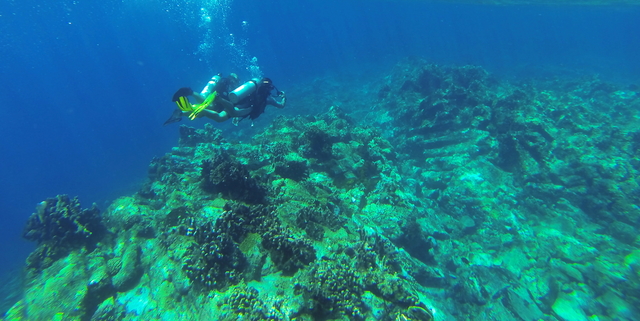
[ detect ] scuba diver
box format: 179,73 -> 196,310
164,74 -> 286,126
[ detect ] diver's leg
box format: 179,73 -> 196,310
217,98 -> 234,113
220,98 -> 251,118
192,92 -> 206,104
230,107 -> 251,118
163,108 -> 184,126
200,109 -> 229,122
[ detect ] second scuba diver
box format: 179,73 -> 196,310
164,73 -> 286,126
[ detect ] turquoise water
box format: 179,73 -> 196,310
1,0 -> 639,320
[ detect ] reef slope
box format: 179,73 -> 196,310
5,57 -> 640,321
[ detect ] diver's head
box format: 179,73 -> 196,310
261,78 -> 273,88
227,73 -> 240,89
258,78 -> 274,94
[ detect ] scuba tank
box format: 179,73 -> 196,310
200,74 -> 222,96
229,78 -> 260,104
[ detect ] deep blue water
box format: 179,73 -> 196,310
1,0 -> 639,275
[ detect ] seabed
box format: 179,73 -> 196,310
4,57 -> 640,321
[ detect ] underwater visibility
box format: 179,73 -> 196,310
1,0 -> 640,320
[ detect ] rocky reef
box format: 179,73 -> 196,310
4,57 -> 640,321
22,195 -> 106,272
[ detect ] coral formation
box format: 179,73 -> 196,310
179,123 -> 225,148
220,285 -> 280,320
22,195 -> 105,272
260,214 -> 316,274
178,203 -> 316,289
201,150 -> 266,204
296,258 -> 365,319
8,57 -> 640,321
294,205 -> 345,241
182,219 -> 247,290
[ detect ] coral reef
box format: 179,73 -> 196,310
178,123 -> 225,148
111,243 -> 143,292
260,214 -> 316,274
219,285 -> 281,320
294,205 -> 346,241
182,219 -> 247,290
201,150 -> 267,204
295,258 -> 365,319
177,203 -> 316,289
22,195 -> 105,272
8,57 -> 640,321
368,57 -> 640,320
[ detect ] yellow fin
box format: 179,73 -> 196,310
188,91 -> 217,120
176,96 -> 193,112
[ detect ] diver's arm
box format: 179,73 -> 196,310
231,106 -> 252,117
267,92 -> 286,109
220,99 -> 252,118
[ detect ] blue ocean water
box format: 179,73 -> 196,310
1,0 -> 639,280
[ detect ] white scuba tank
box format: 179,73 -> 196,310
229,78 -> 260,104
201,75 -> 222,96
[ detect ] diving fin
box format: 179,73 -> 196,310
172,87 -> 194,102
163,109 -> 183,126
189,91 -> 217,120
175,96 -> 194,112
202,90 -> 217,107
